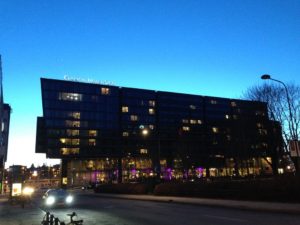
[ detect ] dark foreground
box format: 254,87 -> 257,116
1,192 -> 300,225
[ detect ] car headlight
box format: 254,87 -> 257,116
46,196 -> 55,205
66,195 -> 73,204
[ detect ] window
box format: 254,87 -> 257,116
190,119 -> 197,124
149,125 -> 155,130
140,149 -> 148,154
88,139 -> 96,146
89,130 -> 97,137
149,100 -> 155,107
182,119 -> 189,124
257,123 -> 263,128
189,105 -> 196,110
67,112 -> 81,119
149,108 -> 155,115
65,120 -> 80,127
61,148 -> 79,155
197,120 -> 202,124
225,114 -> 230,119
210,100 -> 217,104
231,101 -> 237,107
212,127 -> 219,133
73,112 -> 80,119
101,87 -> 110,95
130,115 -> 138,121
122,106 -> 129,113
233,115 -> 238,120
66,129 -> 79,136
122,132 -> 129,137
59,92 -> 82,101
182,126 -> 190,131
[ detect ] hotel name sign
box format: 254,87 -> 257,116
64,75 -> 115,86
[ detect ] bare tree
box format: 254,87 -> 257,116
243,82 -> 300,153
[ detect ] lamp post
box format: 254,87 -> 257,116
261,74 -> 299,172
141,126 -> 161,181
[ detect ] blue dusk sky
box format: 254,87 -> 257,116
0,0 -> 299,167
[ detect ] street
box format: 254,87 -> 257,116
1,192 -> 300,225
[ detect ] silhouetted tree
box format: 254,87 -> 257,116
243,82 -> 300,153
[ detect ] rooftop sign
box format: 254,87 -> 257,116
64,75 -> 115,86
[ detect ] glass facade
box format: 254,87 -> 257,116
36,78 -> 283,186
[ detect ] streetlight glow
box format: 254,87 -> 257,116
142,129 -> 149,136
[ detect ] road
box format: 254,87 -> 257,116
1,192 -> 300,225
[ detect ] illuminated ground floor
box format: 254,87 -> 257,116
62,156 -> 274,187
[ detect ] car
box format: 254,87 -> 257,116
42,189 -> 74,207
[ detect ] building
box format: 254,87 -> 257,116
36,78 -> 283,187
0,56 -> 11,193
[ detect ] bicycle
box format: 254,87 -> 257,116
41,211 -> 84,225
62,212 -> 84,225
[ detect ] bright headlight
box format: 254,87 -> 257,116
66,195 -> 73,204
46,196 -> 55,205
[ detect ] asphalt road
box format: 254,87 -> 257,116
38,192 -> 300,225
1,192 -> 300,225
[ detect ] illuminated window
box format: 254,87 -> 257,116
72,139 -> 80,145
197,120 -> 202,124
226,135 -> 231,141
122,132 -> 129,137
182,119 -> 189,124
149,100 -> 155,107
59,92 -> 82,101
66,130 -> 79,136
189,105 -> 196,110
60,138 -> 66,144
122,106 -> 129,113
231,102 -> 237,107
73,112 -> 80,119
88,139 -> 96,146
89,130 -> 97,137
61,148 -> 79,155
65,120 -> 80,128
190,119 -> 197,124
182,126 -> 190,131
149,108 -> 155,115
257,123 -> 262,128
210,100 -> 217,104
149,125 -> 154,130
225,114 -> 230,119
130,115 -> 138,121
67,112 -> 80,119
212,127 -> 219,133
101,87 -> 110,95
140,149 -> 148,154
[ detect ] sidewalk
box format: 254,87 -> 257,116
0,194 -> 44,225
90,192 -> 300,214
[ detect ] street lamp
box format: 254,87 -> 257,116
261,74 -> 295,138
140,126 -> 161,181
261,74 -> 299,171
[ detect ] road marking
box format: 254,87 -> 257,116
202,214 -> 248,223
